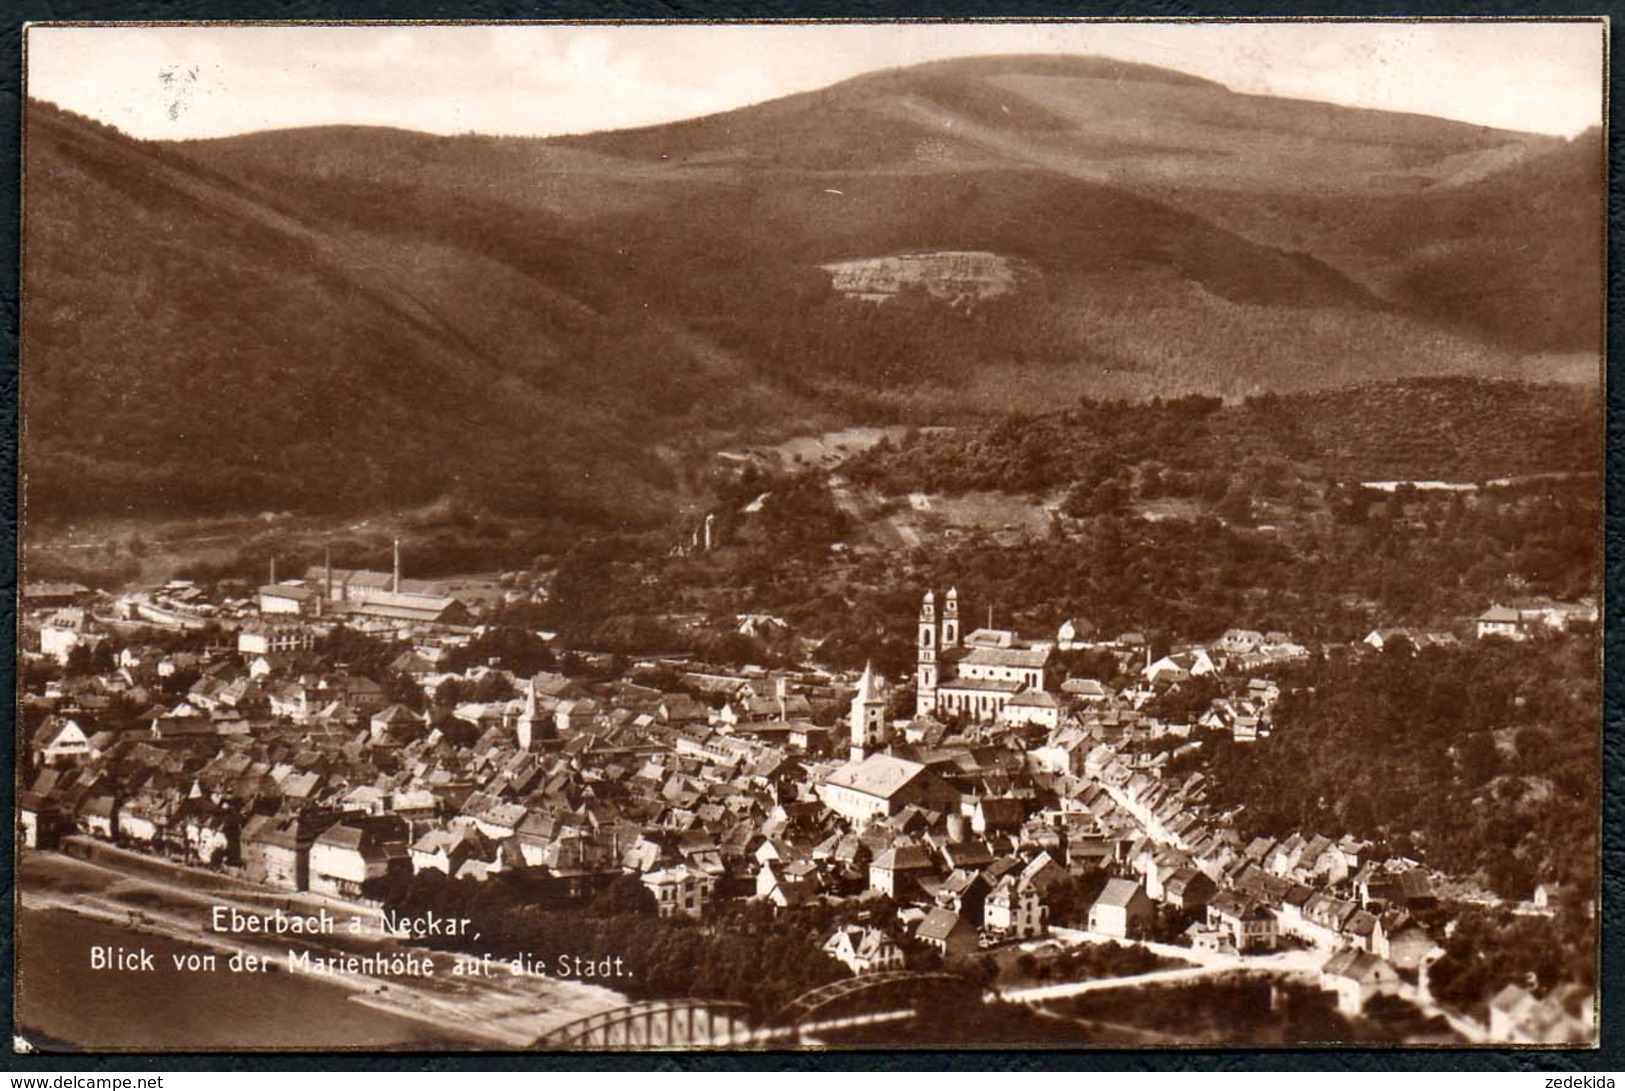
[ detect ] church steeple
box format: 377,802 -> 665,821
516,675 -> 553,751
942,586 -> 960,649
850,661 -> 887,761
917,590 -> 940,718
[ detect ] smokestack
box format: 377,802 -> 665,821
269,557 -> 276,586
324,544 -> 333,601
392,538 -> 401,594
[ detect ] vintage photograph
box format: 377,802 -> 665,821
14,19 -> 1605,1051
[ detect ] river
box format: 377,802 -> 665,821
16,907 -> 481,1052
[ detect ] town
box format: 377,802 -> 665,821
16,545 -> 1598,1047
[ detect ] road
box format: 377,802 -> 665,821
1045,925 -> 1322,972
991,929 -> 1325,1006
1016,925 -> 1484,1042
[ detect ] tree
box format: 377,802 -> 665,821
64,641 -> 113,678
469,672 -> 517,703
590,875 -> 657,916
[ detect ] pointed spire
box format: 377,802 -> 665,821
856,660 -> 876,701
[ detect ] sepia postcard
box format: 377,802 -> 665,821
13,19 -> 1606,1053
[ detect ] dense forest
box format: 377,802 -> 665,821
463,377 -> 1599,676
1173,636 -> 1598,900
844,378 -> 1597,494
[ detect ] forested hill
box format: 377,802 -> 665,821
22,52 -> 1601,521
1187,637 -> 1598,901
843,377 -> 1597,497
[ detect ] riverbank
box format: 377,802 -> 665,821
17,848 -> 632,1051
16,906 -> 478,1052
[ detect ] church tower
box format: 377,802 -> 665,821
942,586 -> 961,650
917,590 -> 939,718
850,661 -> 888,761
516,676 -> 553,751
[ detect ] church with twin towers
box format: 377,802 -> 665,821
913,587 -> 1055,724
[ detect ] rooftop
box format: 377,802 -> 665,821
823,754 -> 930,799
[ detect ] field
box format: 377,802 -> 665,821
903,490 -> 1059,542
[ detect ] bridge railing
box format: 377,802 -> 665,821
534,970 -> 971,1050
534,999 -> 752,1049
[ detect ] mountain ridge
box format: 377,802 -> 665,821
22,53 -> 1601,522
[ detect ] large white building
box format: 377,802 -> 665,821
238,620 -> 316,657
817,753 -> 959,826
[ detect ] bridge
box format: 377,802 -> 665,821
533,971 -> 967,1049
774,970 -> 964,1026
534,999 -> 753,1048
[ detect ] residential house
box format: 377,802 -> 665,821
370,704 -> 426,744
971,797 -> 1026,836
822,926 -> 906,975
915,907 -> 979,961
1056,618 -> 1096,651
999,690 -> 1061,730
1320,950 -> 1401,1016
935,867 -> 992,925
32,718 -> 96,765
984,875 -> 1046,941
242,811 -> 336,891
1143,649 -> 1216,685
1209,892 -> 1278,953
1087,878 -> 1154,939
308,816 -> 408,898
870,844 -> 937,900
642,864 -> 715,919
1161,867 -> 1218,914
410,826 -> 490,876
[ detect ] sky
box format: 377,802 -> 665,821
25,21 -> 1606,142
